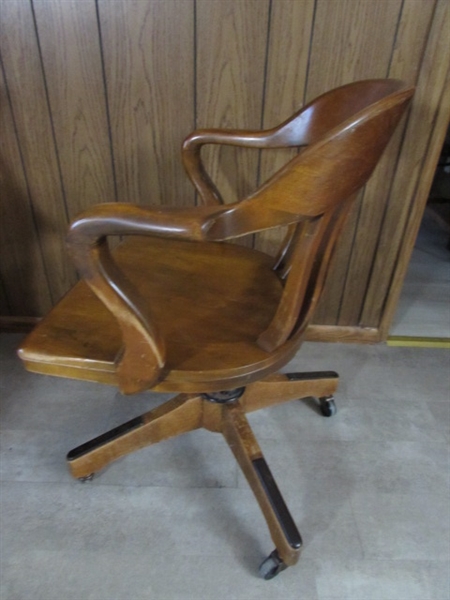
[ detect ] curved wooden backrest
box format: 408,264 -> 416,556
182,80 -> 411,207
203,81 -> 413,236
198,80 -> 414,352
269,79 -> 408,147
66,80 -> 414,393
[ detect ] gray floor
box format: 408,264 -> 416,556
390,208 -> 450,339
1,333 -> 449,600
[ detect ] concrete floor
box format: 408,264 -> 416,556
390,208 -> 450,339
1,333 -> 449,600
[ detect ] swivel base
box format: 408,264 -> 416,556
67,370 -> 338,578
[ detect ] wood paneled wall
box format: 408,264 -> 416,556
1,0 -> 449,341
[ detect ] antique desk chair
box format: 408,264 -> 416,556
19,80 -> 413,579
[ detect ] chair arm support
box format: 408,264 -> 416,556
67,202 -> 227,244
66,202 -> 227,394
182,128 -> 287,206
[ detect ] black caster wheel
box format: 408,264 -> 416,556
78,473 -> 95,483
258,550 -> 287,580
319,396 -> 337,417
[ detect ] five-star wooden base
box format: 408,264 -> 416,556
67,371 -> 338,570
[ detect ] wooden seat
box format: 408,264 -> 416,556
21,236 -> 287,390
18,79 -> 414,579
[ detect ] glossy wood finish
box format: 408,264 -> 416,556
20,236 -> 287,393
1,0 -> 447,342
22,80 -> 412,393
17,80 -> 414,574
221,403 -> 301,566
66,377 -> 341,567
304,0 -> 402,325
196,0 -> 269,207
20,80 -> 413,394
256,0 -> 315,256
67,394 -> 203,478
337,0 -> 437,327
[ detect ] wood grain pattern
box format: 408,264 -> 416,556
0,58 -> 52,315
19,81 -> 413,392
337,0 -> 437,326
255,0 -> 315,255
196,0 -> 269,207
307,0 -> 403,324
362,0 -> 450,327
312,201 -> 361,325
33,0 -> 115,215
20,235 -> 287,392
305,324 -> 380,344
59,374 -> 318,569
0,0 -> 448,347
98,0 -> 195,207
379,69 -> 450,338
0,0 -> 76,304
67,393 -> 203,478
305,0 -> 403,100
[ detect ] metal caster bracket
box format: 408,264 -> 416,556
319,395 -> 337,417
259,549 -> 288,580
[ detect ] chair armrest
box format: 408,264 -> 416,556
66,202 -> 227,394
67,202 -> 225,244
182,128 -> 287,206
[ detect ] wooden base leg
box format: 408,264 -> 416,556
242,371 -> 339,413
67,394 -> 203,478
221,402 -> 302,567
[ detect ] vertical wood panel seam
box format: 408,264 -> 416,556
379,63 -> 450,336
0,47 -> 52,304
385,0 -> 405,76
30,0 -> 70,228
359,0 -> 440,326
253,0 -> 272,251
303,0 -> 318,104
0,59 -> 13,314
414,0 -> 439,80
193,0 -> 198,131
357,132 -> 405,325
95,0 -> 118,204
256,0 -> 272,189
336,194 -> 364,323
357,109 -> 412,325
340,0 -> 405,325
258,0 -> 273,132
193,0 -> 198,207
378,66 -> 448,325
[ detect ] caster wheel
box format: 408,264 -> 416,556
78,473 -> 95,483
319,396 -> 337,417
258,550 -> 287,580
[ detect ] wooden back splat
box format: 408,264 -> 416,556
67,80 -> 414,393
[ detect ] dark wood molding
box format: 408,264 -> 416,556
305,324 -> 381,344
0,317 -> 41,333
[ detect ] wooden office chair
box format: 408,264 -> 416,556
18,80 -> 413,579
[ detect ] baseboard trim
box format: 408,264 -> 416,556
305,325 -> 381,343
2,317 -> 383,345
0,317 -> 41,332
